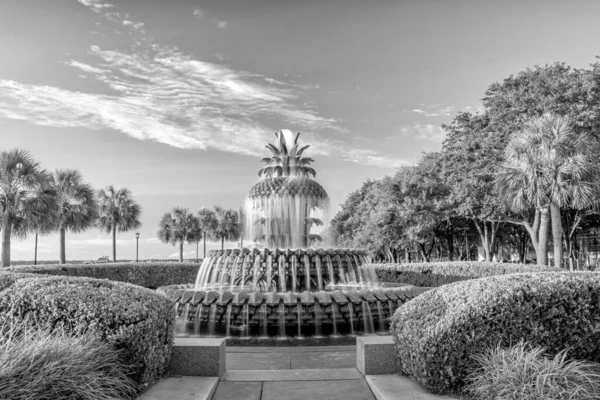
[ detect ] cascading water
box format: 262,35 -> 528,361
160,130 -> 429,340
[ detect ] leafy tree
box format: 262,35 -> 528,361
212,206 -> 240,250
158,207 -> 201,262
497,114 -> 600,267
441,112 -> 505,261
51,169 -> 98,264
96,186 -> 141,262
197,207 -> 217,258
0,149 -> 56,267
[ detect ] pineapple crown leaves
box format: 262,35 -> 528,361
258,131 -> 317,179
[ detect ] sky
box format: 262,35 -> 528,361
1,0 -> 600,261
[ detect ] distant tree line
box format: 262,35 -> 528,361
329,61 -> 600,269
0,149 -> 141,267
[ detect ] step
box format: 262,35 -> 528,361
223,368 -> 363,382
227,345 -> 355,353
137,376 -> 218,400
366,375 -> 455,400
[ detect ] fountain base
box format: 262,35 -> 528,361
158,284 -> 430,339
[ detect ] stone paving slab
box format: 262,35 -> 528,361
223,368 -> 363,382
366,375 -> 456,400
211,381 -> 263,400
227,352 -> 291,370
290,351 -> 356,369
262,380 -> 375,400
137,376 -> 218,400
227,345 -> 355,353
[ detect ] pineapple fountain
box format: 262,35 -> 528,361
159,130 -> 427,340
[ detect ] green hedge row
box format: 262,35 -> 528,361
0,276 -> 176,390
5,262 -> 201,289
371,261 -> 560,287
391,272 -> 600,395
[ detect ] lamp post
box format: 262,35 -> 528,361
135,232 -> 140,263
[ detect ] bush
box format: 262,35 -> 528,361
391,272 -> 600,395
465,342 -> 600,400
0,320 -> 136,400
0,276 -> 176,390
5,262 -> 201,289
372,261 -> 560,287
0,272 -> 38,292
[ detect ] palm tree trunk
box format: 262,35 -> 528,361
203,233 -> 207,258
179,241 -> 184,262
59,227 -> 66,264
112,225 -> 117,262
550,203 -> 563,268
196,241 -> 199,263
538,207 -> 550,266
221,236 -> 224,250
1,217 -> 12,267
34,233 -> 38,265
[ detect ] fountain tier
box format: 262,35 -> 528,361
193,248 -> 376,292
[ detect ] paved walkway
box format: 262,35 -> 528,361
212,345 -> 376,400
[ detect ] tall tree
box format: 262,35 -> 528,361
442,112 -> 504,261
158,207 -> 200,262
497,114 -> 600,267
212,206 -> 240,250
0,149 -> 56,267
197,207 -> 217,258
96,186 -> 141,262
51,169 -> 98,264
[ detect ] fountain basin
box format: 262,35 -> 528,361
158,284 -> 430,338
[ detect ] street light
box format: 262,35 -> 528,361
135,232 -> 140,263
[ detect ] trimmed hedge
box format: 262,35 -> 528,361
391,272 -> 600,395
0,276 -> 176,390
5,262 -> 201,289
0,272 -> 38,292
372,261 -> 561,287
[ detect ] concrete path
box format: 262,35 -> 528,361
212,345 -> 375,400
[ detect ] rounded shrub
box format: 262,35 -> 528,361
391,272 -> 600,395
0,276 -> 176,389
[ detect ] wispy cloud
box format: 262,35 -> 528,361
411,103 -> 453,117
216,20 -> 228,29
193,7 -> 203,20
77,0 -> 113,13
0,0 -> 403,169
395,123 -> 445,142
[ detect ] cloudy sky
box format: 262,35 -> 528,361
2,0 -> 600,261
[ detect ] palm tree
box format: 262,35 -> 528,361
197,207 -> 217,258
96,186 -> 141,262
157,207 -> 200,262
24,186 -> 58,266
496,114 -> 600,267
0,149 -> 57,267
51,169 -> 98,264
212,205 -> 240,250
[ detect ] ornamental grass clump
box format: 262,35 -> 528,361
391,272 -> 600,395
465,342 -> 600,400
0,320 -> 136,400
